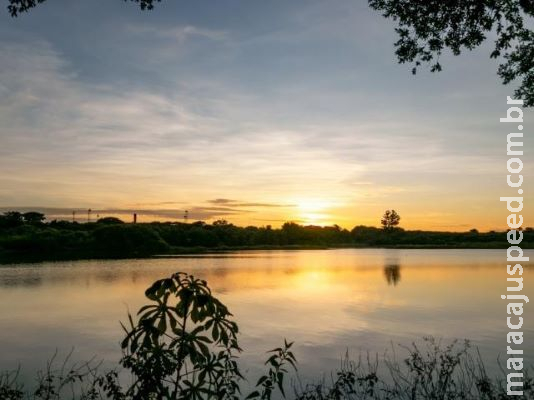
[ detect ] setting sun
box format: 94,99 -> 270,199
296,199 -> 333,225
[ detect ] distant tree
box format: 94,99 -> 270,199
91,224 -> 169,256
96,216 -> 125,224
368,0 -> 534,106
381,209 -> 401,230
350,225 -> 377,245
281,222 -> 303,245
0,211 -> 24,228
22,211 -> 45,225
187,226 -> 219,247
212,219 -> 230,226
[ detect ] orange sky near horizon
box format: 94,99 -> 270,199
0,1 -> 533,233
9,190 -> 530,232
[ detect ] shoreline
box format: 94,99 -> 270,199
1,243 -> 533,265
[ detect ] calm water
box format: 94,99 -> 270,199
0,249 -> 532,386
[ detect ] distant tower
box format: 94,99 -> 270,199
183,210 -> 189,224
133,213 -> 137,224
87,209 -> 92,223
72,211 -> 76,223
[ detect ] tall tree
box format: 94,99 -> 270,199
22,211 -> 45,225
381,209 -> 401,230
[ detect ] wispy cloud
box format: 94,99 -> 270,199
126,24 -> 228,42
207,199 -> 295,208
0,206 -> 250,222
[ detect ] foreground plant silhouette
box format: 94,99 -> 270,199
119,272 -> 296,400
1,272 -> 533,399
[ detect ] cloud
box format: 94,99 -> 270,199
0,206 -> 250,222
126,24 -> 228,42
208,199 -> 235,205
207,199 -> 295,208
0,195 -> 299,223
0,39 -> 375,211
129,201 -> 185,207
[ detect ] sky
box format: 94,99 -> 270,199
0,0 -> 532,230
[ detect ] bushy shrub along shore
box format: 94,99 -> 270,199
1,211 -> 533,262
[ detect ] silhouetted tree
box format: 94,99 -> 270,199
369,0 -> 534,106
22,211 -> 45,225
91,224 -> 169,257
0,211 -> 24,228
97,217 -> 125,224
0,216 -> 532,262
381,209 -> 401,230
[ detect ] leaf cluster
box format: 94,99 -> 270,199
369,0 -> 534,105
120,272 -> 243,399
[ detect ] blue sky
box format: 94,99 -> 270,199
0,0 -> 532,230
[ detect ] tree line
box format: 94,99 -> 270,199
0,210 -> 532,261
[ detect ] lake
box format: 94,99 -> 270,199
0,248 -> 532,389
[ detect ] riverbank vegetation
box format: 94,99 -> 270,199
0,211 -> 533,262
0,272 -> 532,399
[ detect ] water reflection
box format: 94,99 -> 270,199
384,264 -> 401,286
0,274 -> 43,287
383,252 -> 401,286
0,249 -> 532,383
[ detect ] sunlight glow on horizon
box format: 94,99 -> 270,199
295,198 -> 335,226
0,1 -> 533,232
4,194 -> 526,232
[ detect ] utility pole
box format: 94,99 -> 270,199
87,209 -> 92,223
72,211 -> 76,223
183,210 -> 189,224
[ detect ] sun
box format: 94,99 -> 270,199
295,199 -> 332,226
297,199 -> 330,212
